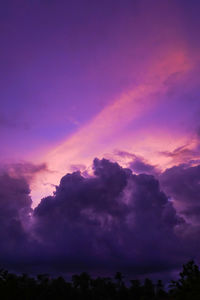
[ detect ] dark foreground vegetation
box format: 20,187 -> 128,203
0,261 -> 200,299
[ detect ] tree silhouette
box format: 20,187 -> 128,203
155,280 -> 167,299
0,260 -> 200,299
115,272 -> 123,288
130,279 -> 142,299
142,278 -> 155,299
170,260 -> 200,300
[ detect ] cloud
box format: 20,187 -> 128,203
159,129 -> 200,167
160,164 -> 200,224
113,150 -> 158,175
129,157 -> 157,175
0,170 -> 33,266
0,158 -> 200,278
2,162 -> 48,182
160,145 -> 200,165
31,159 -> 193,275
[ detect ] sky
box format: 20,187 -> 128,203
1,0 -> 200,280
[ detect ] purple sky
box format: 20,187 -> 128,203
1,0 -> 200,279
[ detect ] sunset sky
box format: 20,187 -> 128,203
1,0 -> 200,279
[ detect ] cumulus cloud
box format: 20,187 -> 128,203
160,164 -> 200,224
0,158 -> 200,278
0,170 -> 33,266
28,160 -> 195,274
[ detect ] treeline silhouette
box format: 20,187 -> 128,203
0,261 -> 199,299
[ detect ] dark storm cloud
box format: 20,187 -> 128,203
0,158 -> 200,277
160,164 -> 200,224
0,162 -> 48,269
32,159 -> 188,275
161,164 -> 200,204
0,170 -> 32,266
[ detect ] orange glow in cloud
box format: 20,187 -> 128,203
31,49 -> 192,205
